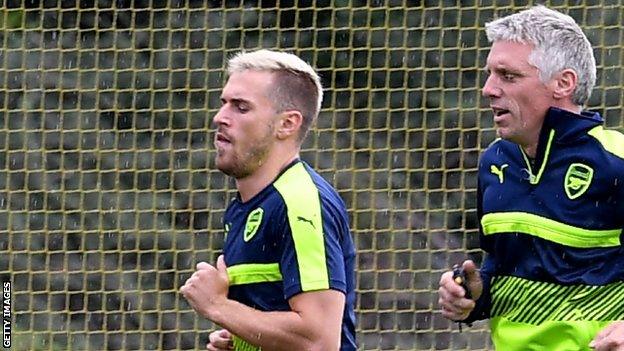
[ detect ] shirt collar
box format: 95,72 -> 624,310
542,106 -> 603,144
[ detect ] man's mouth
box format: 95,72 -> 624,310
215,132 -> 231,147
492,108 -> 510,117
492,108 -> 511,124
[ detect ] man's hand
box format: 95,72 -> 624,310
438,260 -> 483,321
180,255 -> 230,320
590,321 -> 624,350
207,329 -> 234,351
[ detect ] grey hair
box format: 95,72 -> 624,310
227,49 -> 323,141
485,5 -> 596,106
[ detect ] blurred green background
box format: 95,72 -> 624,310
1,0 -> 622,350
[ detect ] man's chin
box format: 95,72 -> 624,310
216,166 -> 237,178
495,128 -> 510,140
215,158 -> 232,174
215,161 -> 250,179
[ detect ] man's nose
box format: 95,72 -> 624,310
482,75 -> 501,98
212,107 -> 228,127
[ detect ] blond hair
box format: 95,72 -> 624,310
227,50 -> 323,141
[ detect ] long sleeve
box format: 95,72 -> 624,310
463,254 -> 494,323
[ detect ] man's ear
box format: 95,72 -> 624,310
553,69 -> 578,100
276,110 -> 303,140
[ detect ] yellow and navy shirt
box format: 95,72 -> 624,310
222,159 -> 356,351
468,107 -> 624,350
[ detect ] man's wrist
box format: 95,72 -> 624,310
204,296 -> 229,324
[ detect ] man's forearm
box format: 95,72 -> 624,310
207,298 -> 332,351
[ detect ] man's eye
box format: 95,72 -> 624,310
237,105 -> 249,113
502,73 -> 516,81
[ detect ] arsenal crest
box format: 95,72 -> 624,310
244,208 -> 264,242
564,163 -> 593,200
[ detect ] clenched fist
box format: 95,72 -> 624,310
180,255 -> 230,320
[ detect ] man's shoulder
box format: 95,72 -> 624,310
586,126 -> 624,161
274,161 -> 343,202
480,138 -> 517,162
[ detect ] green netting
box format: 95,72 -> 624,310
1,1 -> 622,350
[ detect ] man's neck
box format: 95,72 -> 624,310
235,150 -> 299,203
520,104 -> 582,158
521,143 -> 538,159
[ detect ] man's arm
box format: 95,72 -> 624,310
590,321 -> 624,351
180,255 -> 344,351
212,290 -> 344,351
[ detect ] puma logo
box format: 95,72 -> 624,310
297,216 -> 315,229
490,164 -> 508,184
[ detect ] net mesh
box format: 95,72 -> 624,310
1,1 -> 622,350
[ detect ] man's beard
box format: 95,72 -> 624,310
216,124 -> 274,179
217,144 -> 271,179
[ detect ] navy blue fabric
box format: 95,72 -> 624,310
467,107 -> 624,322
222,159 -> 357,350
